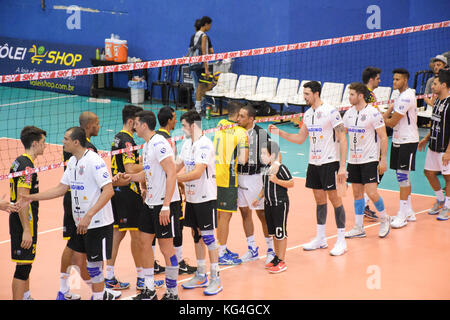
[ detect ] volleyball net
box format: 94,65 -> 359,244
0,20 -> 449,180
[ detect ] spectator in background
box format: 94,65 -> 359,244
189,19 -> 214,110
424,55 -> 448,107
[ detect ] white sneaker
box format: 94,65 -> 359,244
378,216 -> 391,238
105,288 -> 121,300
303,237 -> 328,251
344,225 -> 366,238
390,212 -> 408,229
407,210 -> 416,222
240,246 -> 259,263
329,240 -> 347,256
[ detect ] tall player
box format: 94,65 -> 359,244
342,82 -> 391,238
177,110 -> 222,295
383,68 -> 419,228
269,81 -> 348,256
9,126 -> 46,300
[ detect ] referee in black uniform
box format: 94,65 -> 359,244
419,69 -> 450,220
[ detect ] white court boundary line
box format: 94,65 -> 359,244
0,94 -> 78,107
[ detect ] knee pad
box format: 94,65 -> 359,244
86,261 -> 104,283
201,230 -> 218,251
396,170 -> 411,187
14,264 -> 32,281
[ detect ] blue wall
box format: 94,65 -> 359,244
1,0 -> 449,94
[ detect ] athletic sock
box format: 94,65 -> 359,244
165,266 -> 179,295
435,189 -> 445,202
60,272 -> 70,293
265,237 -> 274,251
105,265 -> 114,280
247,235 -> 257,251
143,268 -> 155,291
197,259 -> 207,275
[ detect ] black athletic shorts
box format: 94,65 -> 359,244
63,191 -> 75,240
305,161 -> 340,191
347,162 -> 380,185
264,201 -> 289,240
111,187 -> 143,231
390,142 -> 418,171
10,209 -> 38,263
184,200 -> 217,231
67,223 -> 113,262
139,201 -> 181,239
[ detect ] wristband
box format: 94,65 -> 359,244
161,206 -> 170,211
273,161 -> 281,166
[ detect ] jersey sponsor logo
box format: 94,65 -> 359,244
78,165 -> 85,176
160,147 -> 166,154
70,184 -> 84,190
95,163 -> 106,170
348,128 -> 366,133
102,172 -> 109,179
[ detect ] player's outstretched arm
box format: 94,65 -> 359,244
16,183 -> 69,210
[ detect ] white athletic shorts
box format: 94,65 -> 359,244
238,173 -> 264,210
424,149 -> 450,175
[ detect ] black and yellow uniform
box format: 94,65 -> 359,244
111,130 -> 142,231
213,119 -> 249,212
9,154 -> 39,263
62,138 -> 98,240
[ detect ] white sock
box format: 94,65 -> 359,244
407,195 -> 413,212
210,263 -> 219,278
317,224 -> 326,239
355,214 -> 364,227
197,259 -> 207,275
195,100 -> 202,113
400,200 -> 409,217
337,228 -> 346,242
92,290 -> 104,300
174,246 -> 183,263
219,245 -> 226,257
23,291 -> 31,300
105,265 -> 114,280
247,235 -> 257,251
265,237 -> 274,251
143,268 -> 155,291
136,267 -> 144,278
445,197 -> 450,208
435,189 -> 445,202
59,272 -> 70,293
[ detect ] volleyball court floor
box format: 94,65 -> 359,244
0,88 -> 449,300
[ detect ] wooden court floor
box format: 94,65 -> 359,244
0,167 -> 448,300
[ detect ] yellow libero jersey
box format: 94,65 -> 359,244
213,119 -> 248,188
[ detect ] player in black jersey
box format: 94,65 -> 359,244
106,105 -> 145,290
419,69 -> 450,220
9,126 -> 46,300
253,141 -> 293,274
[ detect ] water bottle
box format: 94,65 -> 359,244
206,106 -> 211,120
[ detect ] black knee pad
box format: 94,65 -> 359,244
192,229 -> 202,243
173,235 -> 183,247
14,264 -> 32,281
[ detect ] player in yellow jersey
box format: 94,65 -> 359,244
214,101 -> 249,265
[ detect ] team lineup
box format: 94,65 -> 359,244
2,67 -> 450,300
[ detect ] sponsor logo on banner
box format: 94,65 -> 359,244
29,45 -> 83,67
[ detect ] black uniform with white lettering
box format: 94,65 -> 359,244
429,97 -> 450,153
262,164 -> 292,240
237,124 -> 271,175
63,139 -> 97,240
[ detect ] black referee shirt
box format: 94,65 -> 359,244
262,164 -> 292,206
237,124 -> 271,175
429,96 -> 450,153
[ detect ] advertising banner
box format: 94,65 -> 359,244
0,36 -> 95,95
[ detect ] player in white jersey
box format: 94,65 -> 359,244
342,82 -> 390,238
175,110 -> 222,296
18,127 -> 116,300
383,68 -> 419,228
115,110 -> 180,300
269,81 -> 348,256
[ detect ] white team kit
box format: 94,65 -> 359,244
392,88 -> 419,144
61,150 -> 114,229
303,103 -> 343,165
179,135 -> 217,203
142,133 -> 180,206
343,105 -> 385,164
